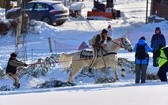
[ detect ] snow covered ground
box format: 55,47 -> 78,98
1,0 -> 168,105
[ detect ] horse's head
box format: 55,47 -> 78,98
120,36 -> 132,52
107,36 -> 132,52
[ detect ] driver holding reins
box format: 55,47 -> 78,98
88,29 -> 112,72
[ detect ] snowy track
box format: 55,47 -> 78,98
1,0 -> 168,105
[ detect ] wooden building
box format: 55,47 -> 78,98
151,0 -> 168,20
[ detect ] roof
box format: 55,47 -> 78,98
69,2 -> 85,10
29,0 -> 62,5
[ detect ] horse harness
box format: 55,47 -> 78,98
80,49 -> 117,58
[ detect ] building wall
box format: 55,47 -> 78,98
151,0 -> 168,20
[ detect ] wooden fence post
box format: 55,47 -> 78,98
48,37 -> 53,53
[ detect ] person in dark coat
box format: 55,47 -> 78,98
6,52 -> 28,88
151,27 -> 166,67
133,36 -> 153,83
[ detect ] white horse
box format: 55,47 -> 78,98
60,36 -> 132,83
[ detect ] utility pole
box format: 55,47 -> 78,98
16,0 -> 22,48
150,0 -> 154,15
16,0 -> 28,61
48,37 -> 53,53
145,0 -> 148,24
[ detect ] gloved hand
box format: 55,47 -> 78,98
24,63 -> 28,67
101,44 -> 107,47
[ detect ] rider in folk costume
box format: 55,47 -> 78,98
88,29 -> 112,71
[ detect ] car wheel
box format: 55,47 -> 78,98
42,17 -> 51,25
56,22 -> 65,26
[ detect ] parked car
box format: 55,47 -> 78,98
6,1 -> 69,26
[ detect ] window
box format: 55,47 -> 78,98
25,3 -> 34,10
34,3 -> 49,11
161,0 -> 168,6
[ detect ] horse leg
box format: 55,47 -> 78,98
121,68 -> 125,77
118,58 -> 126,77
68,66 -> 80,83
68,71 -> 74,83
112,65 -> 119,80
120,58 -> 125,77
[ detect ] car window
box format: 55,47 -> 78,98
25,3 -> 34,11
34,3 -> 49,11
52,3 -> 65,11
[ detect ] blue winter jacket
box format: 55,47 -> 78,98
151,33 -> 166,51
133,39 -> 153,65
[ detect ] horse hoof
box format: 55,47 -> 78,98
87,72 -> 95,77
121,74 -> 125,77
88,68 -> 92,72
67,82 -> 76,86
121,69 -> 125,72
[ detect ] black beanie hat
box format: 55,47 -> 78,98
155,27 -> 161,34
139,36 -> 146,40
155,27 -> 160,31
10,52 -> 17,57
101,29 -> 108,34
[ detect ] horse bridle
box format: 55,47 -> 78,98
110,38 -> 124,48
111,37 -> 131,50
120,37 -> 132,50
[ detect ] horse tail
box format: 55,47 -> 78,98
59,53 -> 74,71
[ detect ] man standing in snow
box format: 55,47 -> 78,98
151,27 -> 166,67
6,52 -> 28,88
133,36 -> 152,83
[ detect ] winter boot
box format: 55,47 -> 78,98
13,83 -> 20,89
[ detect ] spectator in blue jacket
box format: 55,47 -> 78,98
151,27 -> 166,67
133,36 -> 153,83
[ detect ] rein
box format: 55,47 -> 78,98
111,37 -> 131,50
103,52 -> 117,56
110,38 -> 124,48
